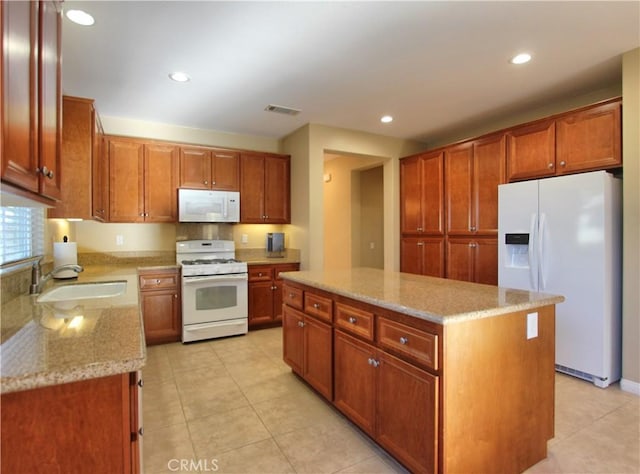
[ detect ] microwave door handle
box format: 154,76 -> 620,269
223,196 -> 228,219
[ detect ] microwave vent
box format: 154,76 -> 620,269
264,104 -> 301,116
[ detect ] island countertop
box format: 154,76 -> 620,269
0,265 -> 148,394
280,267 -> 564,325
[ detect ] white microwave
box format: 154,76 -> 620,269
178,189 -> 240,223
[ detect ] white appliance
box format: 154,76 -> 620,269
178,189 -> 240,223
498,171 -> 622,388
177,240 -> 248,342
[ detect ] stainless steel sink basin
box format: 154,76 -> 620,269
36,280 -> 127,303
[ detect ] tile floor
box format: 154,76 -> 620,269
142,327 -> 639,474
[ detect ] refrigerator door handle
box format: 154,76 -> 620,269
539,212 -> 547,290
528,213 -> 538,290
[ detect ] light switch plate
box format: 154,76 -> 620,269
527,312 -> 538,339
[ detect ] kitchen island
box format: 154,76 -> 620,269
280,268 -> 564,474
0,264 -> 151,473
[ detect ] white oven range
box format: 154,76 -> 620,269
176,240 -> 248,342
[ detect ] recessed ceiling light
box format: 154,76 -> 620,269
65,9 -> 95,26
380,115 -> 393,123
510,53 -> 532,65
169,72 -> 191,82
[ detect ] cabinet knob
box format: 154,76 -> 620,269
156,279 -> 161,284
468,242 -> 477,248
470,226 -> 476,231
204,180 -> 208,185
313,303 -> 320,309
289,293 -> 295,298
400,336 -> 409,345
297,321 -> 305,328
416,242 -> 424,246
348,316 -> 357,324
417,227 -> 423,232
265,215 -> 269,219
272,285 -> 277,290
368,358 -> 380,368
560,161 -> 566,167
36,166 -> 54,179
258,272 -> 263,277
212,181 -> 216,185
548,162 -> 554,169
174,294 -> 178,298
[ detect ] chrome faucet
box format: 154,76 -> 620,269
29,260 -> 84,294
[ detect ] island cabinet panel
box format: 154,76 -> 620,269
555,100 -> 621,174
1,372 -> 140,473
441,306 -> 555,473
282,304 -> 332,399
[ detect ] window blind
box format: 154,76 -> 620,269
0,206 -> 45,265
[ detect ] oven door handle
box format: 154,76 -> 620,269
182,274 -> 248,284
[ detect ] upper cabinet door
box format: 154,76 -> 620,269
400,156 -> 422,234
400,152 -> 443,235
37,0 -> 61,200
473,134 -> 505,234
108,138 -> 144,222
179,147 -> 211,189
1,1 -> 39,193
264,155 -> 290,223
240,153 -> 265,223
555,100 -> 621,174
506,119 -> 555,181
211,150 -> 239,191
445,144 -> 473,235
144,143 -> 178,222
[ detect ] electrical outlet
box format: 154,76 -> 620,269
369,242 -> 375,250
527,312 -> 538,339
241,234 -> 249,244
116,235 -> 124,246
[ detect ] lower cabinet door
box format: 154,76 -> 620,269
303,316 -> 333,400
333,330 -> 376,436
140,289 -> 180,345
282,305 -> 304,375
377,351 -> 438,474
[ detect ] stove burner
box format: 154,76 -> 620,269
181,258 -> 239,265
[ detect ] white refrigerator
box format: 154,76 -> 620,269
498,171 -> 622,388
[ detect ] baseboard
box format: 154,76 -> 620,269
620,378 -> 640,396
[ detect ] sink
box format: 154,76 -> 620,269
36,280 -> 127,303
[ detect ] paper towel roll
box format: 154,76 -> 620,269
53,242 -> 78,279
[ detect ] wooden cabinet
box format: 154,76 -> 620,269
282,304 -> 333,400
556,99 -> 621,174
400,236 -> 445,277
445,134 -> 505,235
240,153 -> 290,223
400,151 -> 444,235
1,372 -> 141,473
179,146 -> 239,191
139,268 -> 181,345
507,98 -> 622,181
92,116 -> 107,221
1,0 -> 62,202
446,236 -> 498,285
49,96 -> 101,219
248,263 -> 299,328
333,330 -> 438,473
107,137 -> 178,222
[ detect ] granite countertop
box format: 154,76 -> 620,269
280,268 -> 564,325
0,264 -> 153,394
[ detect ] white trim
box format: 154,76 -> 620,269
620,378 -> 640,396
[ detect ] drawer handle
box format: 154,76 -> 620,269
156,279 -> 161,284
348,316 -> 357,324
313,303 -> 320,309
400,336 -> 409,345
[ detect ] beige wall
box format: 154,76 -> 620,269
622,48 -> 640,389
282,123 -> 425,271
359,166 -> 385,269
323,155 -> 384,270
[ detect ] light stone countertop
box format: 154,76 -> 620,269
0,265 -> 154,394
280,268 -> 564,325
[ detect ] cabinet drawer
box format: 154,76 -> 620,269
283,284 -> 303,310
335,302 -> 374,341
377,318 -> 438,371
304,292 -> 333,323
139,272 -> 179,290
248,266 -> 273,282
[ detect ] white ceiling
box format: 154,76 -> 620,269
61,1 -> 640,144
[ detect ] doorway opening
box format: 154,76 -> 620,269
323,152 -> 386,271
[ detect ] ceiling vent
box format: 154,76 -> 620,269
264,104 -> 301,116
